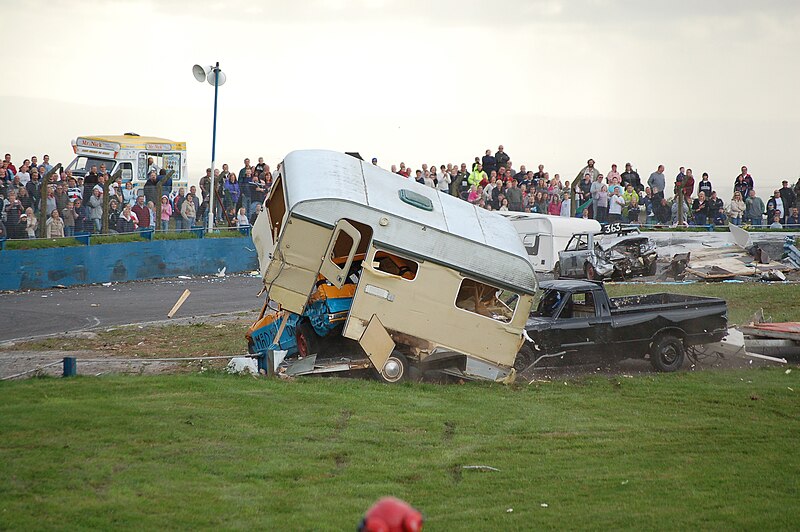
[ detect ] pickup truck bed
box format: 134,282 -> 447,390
521,280 -> 728,372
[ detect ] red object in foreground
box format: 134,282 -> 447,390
359,497 -> 423,532
747,322 -> 800,334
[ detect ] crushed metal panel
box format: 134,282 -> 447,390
285,355 -> 318,376
358,315 -> 396,373
251,208 -> 275,277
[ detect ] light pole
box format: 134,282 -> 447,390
192,62 -> 227,232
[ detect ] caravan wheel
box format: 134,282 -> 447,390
373,351 -> 409,383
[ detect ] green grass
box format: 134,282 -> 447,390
205,228 -> 249,238
605,283 -> 800,325
4,238 -> 82,250
1,370 -> 798,530
152,231 -> 199,240
90,234 -> 146,245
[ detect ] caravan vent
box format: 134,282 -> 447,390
398,189 -> 433,211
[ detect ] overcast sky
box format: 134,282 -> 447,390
2,0 -> 799,198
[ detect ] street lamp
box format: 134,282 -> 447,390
192,62 -> 227,231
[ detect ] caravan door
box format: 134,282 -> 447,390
263,217 -> 361,314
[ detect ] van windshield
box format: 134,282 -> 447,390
68,156 -> 116,177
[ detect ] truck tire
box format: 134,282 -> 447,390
650,335 -> 685,372
584,263 -> 599,281
295,321 -> 320,358
514,345 -> 535,373
373,350 -> 409,383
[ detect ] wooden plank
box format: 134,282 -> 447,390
740,326 -> 800,342
167,289 -> 191,318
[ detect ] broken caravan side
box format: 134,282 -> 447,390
249,149 -> 539,382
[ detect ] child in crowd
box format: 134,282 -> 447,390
236,207 -> 250,227
147,201 -> 156,230
160,195 -> 172,232
62,201 -> 76,237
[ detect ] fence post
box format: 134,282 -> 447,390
39,163 -> 62,238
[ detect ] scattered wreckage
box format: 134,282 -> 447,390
248,150 -> 539,383
554,225 -> 658,281
666,224 -> 797,281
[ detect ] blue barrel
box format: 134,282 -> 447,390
63,357 -> 77,377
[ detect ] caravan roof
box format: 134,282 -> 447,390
497,212 -> 601,238
281,150 -> 538,294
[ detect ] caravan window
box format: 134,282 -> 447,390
455,278 -> 518,322
373,250 -> 418,280
522,234 -> 540,256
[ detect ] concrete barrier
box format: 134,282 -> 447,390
0,236 -> 258,291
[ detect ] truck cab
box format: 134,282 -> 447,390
66,133 -> 188,192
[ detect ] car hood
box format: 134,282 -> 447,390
597,235 -> 651,251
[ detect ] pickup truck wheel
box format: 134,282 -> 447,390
295,322 -> 320,358
373,351 -> 409,383
584,263 -> 599,281
650,335 -> 685,372
514,345 -> 535,373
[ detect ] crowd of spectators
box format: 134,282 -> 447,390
3,148 -> 799,241
381,148 -> 800,229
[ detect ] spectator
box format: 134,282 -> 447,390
143,171 -> 159,206
159,195 -> 172,231
621,163 -> 642,192
671,195 -> 689,225
654,197 -> 671,225
779,180 -> 796,224
547,194 -> 561,216
647,165 -> 666,200
24,207 -> 37,238
181,192 -> 197,228
733,174 -> 749,199
147,201 -> 157,230
223,174 -> 240,217
698,173 -> 713,197
16,162 -> 31,185
73,197 -> 89,234
88,187 -> 103,233
467,164 -> 487,189
17,186 -> 33,212
236,207 -> 250,227
83,165 -> 99,199
607,163 -> 621,185
506,180 -> 523,211
594,185 -> 609,223
240,168 -> 253,212
736,166 -> 754,192
769,214 -> 782,229
116,205 -> 136,233
728,191 -> 745,225
627,195 -> 641,224
54,183 -> 69,214
466,184 -> 480,204
131,195 -> 150,230
45,209 -> 64,238
172,187 -> 187,231
608,189 -> 625,222
238,158 -> 252,181
122,182 -> 136,206
682,168 -> 695,199
199,168 -> 212,202
786,207 -> 799,226
423,172 -> 435,188
147,157 -> 160,175
745,189 -> 765,226
481,149 -> 497,176
691,191 -> 710,225
495,145 -> 510,170
4,191 -> 24,239
42,154 -> 53,174
108,198 -> 121,232
436,166 -> 451,194
249,203 -> 262,225
795,177 -> 800,198
26,170 -> 41,213
0,218 -> 6,239
708,191 -> 725,225
590,174 -> 604,218
62,200 -> 76,237
766,190 -> 784,225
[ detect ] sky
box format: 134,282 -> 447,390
2,0 -> 800,200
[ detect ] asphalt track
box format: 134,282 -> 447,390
0,274 -> 263,342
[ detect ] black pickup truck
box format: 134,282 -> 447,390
516,280 -> 728,372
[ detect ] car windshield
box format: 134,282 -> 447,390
67,156 -> 116,177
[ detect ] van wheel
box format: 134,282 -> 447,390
373,351 -> 409,383
295,322 -> 320,358
552,262 -> 561,279
650,335 -> 685,372
584,263 -> 599,281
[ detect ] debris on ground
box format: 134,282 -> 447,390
226,357 -> 258,375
